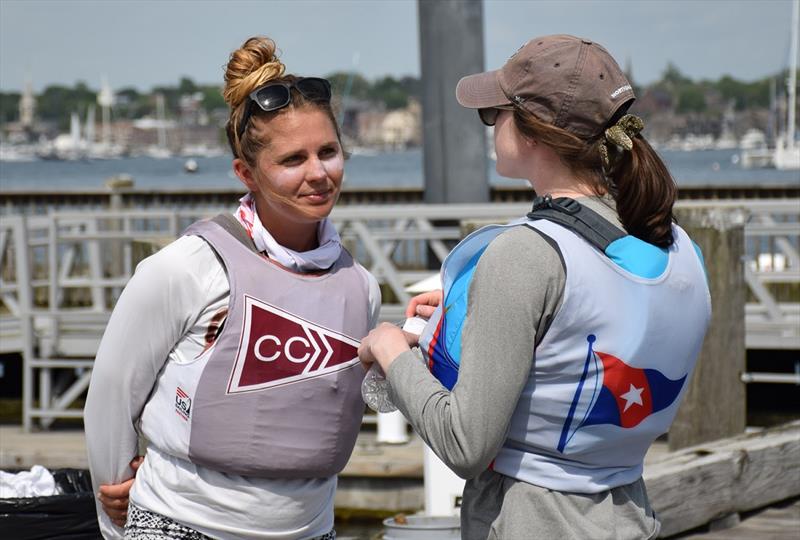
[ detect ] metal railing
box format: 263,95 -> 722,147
1,199 -> 797,429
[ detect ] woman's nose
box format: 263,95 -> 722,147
305,157 -> 327,183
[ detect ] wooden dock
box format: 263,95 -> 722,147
676,498 -> 800,539
2,422 -> 798,537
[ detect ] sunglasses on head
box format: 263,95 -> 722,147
478,104 -> 516,126
237,77 -> 332,139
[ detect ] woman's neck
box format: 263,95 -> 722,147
255,203 -> 319,252
530,174 -> 597,199
528,153 -> 601,199
271,226 -> 318,252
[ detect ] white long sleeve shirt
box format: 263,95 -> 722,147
84,233 -> 381,540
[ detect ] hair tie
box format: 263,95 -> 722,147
599,114 -> 645,171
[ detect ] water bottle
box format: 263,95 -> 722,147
361,317 -> 428,413
361,363 -> 398,413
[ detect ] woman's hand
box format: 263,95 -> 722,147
98,456 -> 144,527
358,323 -> 419,373
405,289 -> 443,319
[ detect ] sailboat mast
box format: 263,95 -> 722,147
787,0 -> 798,148
156,93 -> 167,149
98,77 -> 114,146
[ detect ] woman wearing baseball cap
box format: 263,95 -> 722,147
85,36 -> 380,539
359,35 -> 710,538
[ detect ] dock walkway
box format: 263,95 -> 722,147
2,425 -> 798,538
677,498 -> 800,539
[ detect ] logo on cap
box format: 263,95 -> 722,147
227,295 -> 360,394
611,85 -> 633,99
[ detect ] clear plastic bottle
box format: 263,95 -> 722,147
361,316 -> 428,413
361,364 -> 398,413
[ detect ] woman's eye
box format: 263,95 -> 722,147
282,155 -> 304,165
320,146 -> 338,159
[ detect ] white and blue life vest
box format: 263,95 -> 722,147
417,197 -> 711,493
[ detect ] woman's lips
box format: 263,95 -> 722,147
302,189 -> 333,203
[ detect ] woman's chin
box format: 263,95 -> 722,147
299,201 -> 336,222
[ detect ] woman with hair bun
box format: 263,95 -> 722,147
358,35 -> 711,538
85,36 -> 380,539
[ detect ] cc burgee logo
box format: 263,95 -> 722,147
227,295 -> 360,394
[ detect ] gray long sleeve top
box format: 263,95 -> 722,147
385,197 -> 658,539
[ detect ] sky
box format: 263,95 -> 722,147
0,0 -> 795,93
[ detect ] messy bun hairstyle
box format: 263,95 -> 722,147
223,36 -> 342,165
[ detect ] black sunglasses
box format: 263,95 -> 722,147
237,77 -> 332,139
478,105 -> 516,126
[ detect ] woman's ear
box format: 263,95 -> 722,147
233,158 -> 258,192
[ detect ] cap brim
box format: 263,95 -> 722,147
455,69 -> 510,109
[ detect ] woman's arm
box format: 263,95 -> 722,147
84,236 -> 219,538
96,456 -> 143,527
383,227 -> 565,478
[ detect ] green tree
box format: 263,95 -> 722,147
326,71 -> 371,101
676,86 -> 707,113
37,83 -> 98,129
369,76 -> 409,110
151,85 -> 181,117
715,75 -> 771,110
398,76 -> 421,100
199,84 -> 226,111
114,87 -> 152,119
0,92 -> 21,124
661,62 -> 692,88
178,76 -> 198,96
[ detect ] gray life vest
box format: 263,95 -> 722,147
138,215 -> 371,478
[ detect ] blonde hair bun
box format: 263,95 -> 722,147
223,36 -> 286,109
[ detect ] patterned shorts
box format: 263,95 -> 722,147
124,503 -> 336,540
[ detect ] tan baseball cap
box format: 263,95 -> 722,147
456,34 -> 635,138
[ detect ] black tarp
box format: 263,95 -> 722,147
0,469 -> 100,539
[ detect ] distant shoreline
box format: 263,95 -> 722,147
1,149 -> 798,193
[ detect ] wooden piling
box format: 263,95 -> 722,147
646,421 -> 800,537
669,207 -> 748,450
418,0 -> 489,204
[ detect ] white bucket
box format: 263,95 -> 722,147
382,515 -> 460,539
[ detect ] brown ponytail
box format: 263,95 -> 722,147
513,110 -> 677,248
606,136 -> 676,248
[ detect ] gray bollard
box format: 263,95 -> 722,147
669,207 -> 747,450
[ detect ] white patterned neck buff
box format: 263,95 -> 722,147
234,193 -> 342,272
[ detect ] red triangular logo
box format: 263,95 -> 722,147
227,295 -> 360,394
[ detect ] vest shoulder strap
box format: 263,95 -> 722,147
526,195 -> 626,252
210,213 -> 259,254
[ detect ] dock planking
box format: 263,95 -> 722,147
3,422 -> 799,538
674,497 -> 800,539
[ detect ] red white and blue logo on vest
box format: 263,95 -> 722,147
557,334 -> 687,453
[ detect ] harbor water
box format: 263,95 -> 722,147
1,148 -> 798,193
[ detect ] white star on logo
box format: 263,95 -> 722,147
620,384 -> 644,412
